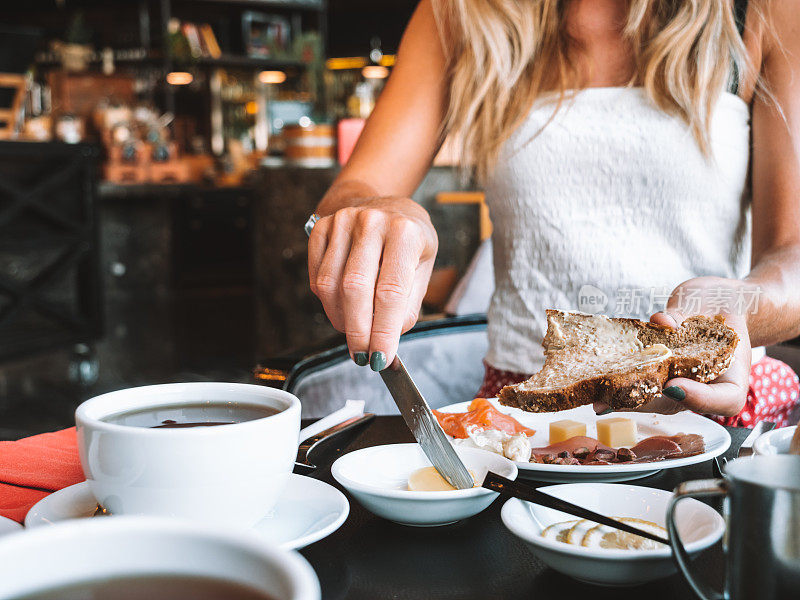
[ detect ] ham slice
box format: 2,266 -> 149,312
630,434 -> 705,463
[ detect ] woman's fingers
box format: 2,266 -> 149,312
341,211 -> 385,363
313,210 -> 356,331
308,200 -> 436,368
402,259 -> 434,333
368,217 -> 424,370
307,216 -> 330,294
662,377 -> 746,417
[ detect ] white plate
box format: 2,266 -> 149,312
500,483 -> 724,586
25,474 -> 348,550
436,399 -> 731,482
754,425 -> 796,456
0,515 -> 22,537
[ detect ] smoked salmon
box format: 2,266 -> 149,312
434,398 -> 536,439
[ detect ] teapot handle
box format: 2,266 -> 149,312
667,478 -> 728,600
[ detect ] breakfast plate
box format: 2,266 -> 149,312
25,474 -> 348,550
435,399 -> 731,482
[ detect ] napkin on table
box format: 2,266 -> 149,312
0,428 -> 83,524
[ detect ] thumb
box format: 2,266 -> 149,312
650,309 -> 687,330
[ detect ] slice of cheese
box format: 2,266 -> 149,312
549,420 -> 587,444
596,417 -> 637,448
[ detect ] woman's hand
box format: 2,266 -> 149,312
649,276 -> 752,417
308,197 -> 438,371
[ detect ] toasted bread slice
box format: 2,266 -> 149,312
498,310 -> 738,412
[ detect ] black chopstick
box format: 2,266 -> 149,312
482,471 -> 671,546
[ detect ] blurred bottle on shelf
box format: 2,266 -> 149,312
347,82 -> 374,119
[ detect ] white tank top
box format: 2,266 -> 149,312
484,87 -> 751,374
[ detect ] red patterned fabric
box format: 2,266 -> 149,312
476,356 -> 800,429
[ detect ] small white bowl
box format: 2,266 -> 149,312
500,483 -> 724,586
754,425 -> 797,456
331,443 -> 517,527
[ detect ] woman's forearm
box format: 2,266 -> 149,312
743,244 -> 800,347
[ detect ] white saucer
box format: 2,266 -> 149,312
25,474 -> 348,550
0,515 -> 22,537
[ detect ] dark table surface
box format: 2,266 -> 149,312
298,416 -> 749,600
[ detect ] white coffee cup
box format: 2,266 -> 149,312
75,382 -> 301,528
0,517 -> 320,600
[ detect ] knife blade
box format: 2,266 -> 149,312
738,420 -> 775,458
379,355 -> 474,490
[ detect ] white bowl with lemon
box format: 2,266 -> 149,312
331,443 -> 518,526
501,482 -> 725,586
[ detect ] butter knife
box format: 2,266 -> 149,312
738,420 -> 775,458
380,356 -> 474,489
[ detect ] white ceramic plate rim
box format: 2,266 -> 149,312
331,443 -> 517,501
269,475 -> 350,550
0,515 -> 22,535
753,425 -> 796,455
500,484 -> 725,560
437,399 -> 731,473
24,474 -> 348,551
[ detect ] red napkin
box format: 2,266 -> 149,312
0,428 -> 84,523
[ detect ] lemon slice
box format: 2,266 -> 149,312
581,517 -> 667,550
566,519 -> 598,546
540,519 -> 578,543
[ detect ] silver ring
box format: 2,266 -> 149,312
303,213 -> 320,238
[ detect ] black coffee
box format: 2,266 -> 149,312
14,574 -> 276,600
102,402 -> 281,429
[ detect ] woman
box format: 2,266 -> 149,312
308,0 -> 800,427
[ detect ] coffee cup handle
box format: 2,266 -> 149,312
666,478 -> 728,600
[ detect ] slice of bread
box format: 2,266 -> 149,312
498,310 -> 738,412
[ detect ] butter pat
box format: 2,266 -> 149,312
549,420 -> 587,444
408,466 -> 477,491
596,418 -> 637,448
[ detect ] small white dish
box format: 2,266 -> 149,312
754,425 -> 797,456
0,515 -> 21,538
0,516 -> 320,600
331,443 -> 517,527
501,482 -> 724,586
437,400 -> 731,483
25,474 -> 348,550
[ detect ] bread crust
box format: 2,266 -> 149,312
498,311 -> 738,413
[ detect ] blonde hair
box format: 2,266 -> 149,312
433,0 -> 750,182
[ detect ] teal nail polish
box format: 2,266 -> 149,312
598,408 -> 613,415
663,386 -> 686,401
353,352 -> 368,367
370,352 -> 387,372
